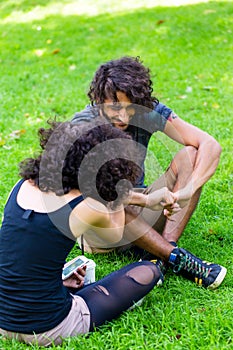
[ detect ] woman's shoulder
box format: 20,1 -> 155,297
4,179 -> 25,206
17,181 -> 82,213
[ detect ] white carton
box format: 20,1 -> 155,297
62,255 -> 96,284
84,258 -> 96,285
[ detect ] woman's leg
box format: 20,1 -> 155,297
75,261 -> 161,330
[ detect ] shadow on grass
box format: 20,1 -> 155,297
0,0 -> 56,18
0,1 -> 232,122
0,1 -> 232,78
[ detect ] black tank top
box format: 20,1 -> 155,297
0,179 -> 84,334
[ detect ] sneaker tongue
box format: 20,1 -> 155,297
168,248 -> 180,265
169,241 -> 178,248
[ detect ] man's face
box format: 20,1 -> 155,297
102,91 -> 135,130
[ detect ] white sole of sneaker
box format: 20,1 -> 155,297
207,266 -> 227,290
156,277 -> 164,286
127,297 -> 144,311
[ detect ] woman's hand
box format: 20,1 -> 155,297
63,265 -> 87,289
146,187 -> 176,210
126,187 -> 181,219
146,187 -> 181,220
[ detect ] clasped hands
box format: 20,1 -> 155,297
145,187 -> 181,220
144,185 -> 194,219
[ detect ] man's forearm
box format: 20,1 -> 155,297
189,138 -> 221,193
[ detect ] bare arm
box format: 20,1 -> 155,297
124,188 -> 180,220
126,187 -> 177,210
164,115 -> 221,197
69,197 -> 125,244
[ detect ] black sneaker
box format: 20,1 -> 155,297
149,257 -> 168,278
169,247 -> 227,290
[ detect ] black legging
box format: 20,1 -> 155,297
75,261 -> 161,330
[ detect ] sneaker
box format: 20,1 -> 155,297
169,247 -> 227,290
127,297 -> 144,311
151,259 -> 166,287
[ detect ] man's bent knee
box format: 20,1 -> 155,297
171,146 -> 197,176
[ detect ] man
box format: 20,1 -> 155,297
72,56 -> 227,289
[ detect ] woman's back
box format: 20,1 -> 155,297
0,179 -> 83,334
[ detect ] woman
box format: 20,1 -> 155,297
0,119 -> 162,346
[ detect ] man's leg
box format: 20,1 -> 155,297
128,146 -> 200,247
123,203 -> 226,290
77,146 -> 226,289
161,146 -> 202,243
123,146 -> 201,255
123,205 -> 174,260
79,146 -> 200,255
124,187 -> 227,289
123,146 -> 227,289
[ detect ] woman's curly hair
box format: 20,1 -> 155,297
88,56 -> 159,109
19,120 -> 142,205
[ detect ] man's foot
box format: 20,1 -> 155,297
151,259 -> 166,286
169,247 -> 227,289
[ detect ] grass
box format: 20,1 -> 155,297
0,0 -> 233,349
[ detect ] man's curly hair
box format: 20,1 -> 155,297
88,56 -> 159,109
19,120 -> 142,205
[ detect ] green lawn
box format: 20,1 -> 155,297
0,0 -> 233,349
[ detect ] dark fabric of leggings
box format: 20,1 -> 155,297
75,261 -> 161,331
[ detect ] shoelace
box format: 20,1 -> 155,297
177,254 -> 212,278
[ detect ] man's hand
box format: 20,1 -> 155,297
63,265 -> 87,289
146,187 -> 176,210
173,184 -> 194,208
146,187 -> 181,220
163,202 -> 181,220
